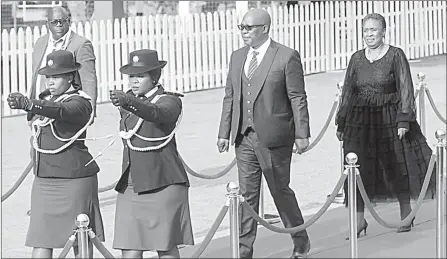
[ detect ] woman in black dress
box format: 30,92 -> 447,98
336,13 -> 435,236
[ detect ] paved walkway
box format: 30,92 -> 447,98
1,54 -> 445,258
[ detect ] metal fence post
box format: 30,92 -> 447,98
227,182 -> 240,259
417,72 -> 426,135
346,152 -> 359,258
435,129 -> 446,258
76,214 -> 90,259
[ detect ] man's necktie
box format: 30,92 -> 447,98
247,51 -> 259,80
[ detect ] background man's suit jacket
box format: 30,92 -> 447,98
218,40 -> 310,148
28,31 -> 98,118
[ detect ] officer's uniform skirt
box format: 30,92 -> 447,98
25,174 -> 105,248
113,178 -> 194,251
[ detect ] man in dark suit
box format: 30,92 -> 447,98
217,9 -> 311,259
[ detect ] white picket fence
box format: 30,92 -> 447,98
1,1 -> 446,116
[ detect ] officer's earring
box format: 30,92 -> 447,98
67,79 -> 73,84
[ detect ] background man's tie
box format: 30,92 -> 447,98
247,51 -> 259,80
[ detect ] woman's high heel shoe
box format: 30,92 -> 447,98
397,218 -> 415,233
346,219 -> 368,240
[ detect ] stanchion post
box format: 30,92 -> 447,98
435,129 -> 446,258
346,152 -> 359,258
76,214 -> 90,259
417,72 -> 426,135
227,182 -> 240,259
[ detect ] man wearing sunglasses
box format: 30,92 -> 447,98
217,8 -> 311,259
28,6 -> 98,123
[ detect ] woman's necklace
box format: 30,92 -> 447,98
367,43 -> 385,63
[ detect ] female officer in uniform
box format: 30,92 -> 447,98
7,50 -> 104,258
109,49 -> 194,259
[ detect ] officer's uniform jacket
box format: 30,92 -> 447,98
29,89 -> 100,178
114,86 -> 190,194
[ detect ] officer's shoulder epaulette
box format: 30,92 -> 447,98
163,91 -> 184,98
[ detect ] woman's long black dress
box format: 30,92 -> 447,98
336,46 -> 435,208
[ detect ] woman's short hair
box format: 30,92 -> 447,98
363,13 -> 386,30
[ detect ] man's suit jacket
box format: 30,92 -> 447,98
28,31 -> 98,118
218,40 -> 310,148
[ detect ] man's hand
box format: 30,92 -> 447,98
294,138 -> 309,154
336,131 -> 344,141
109,90 -> 130,107
7,93 -> 32,110
398,128 -> 408,140
217,138 -> 230,153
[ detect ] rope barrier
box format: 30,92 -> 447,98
240,172 -> 347,234
356,154 -> 436,228
302,99 -> 338,153
191,205 -> 229,258
1,160 -> 33,202
181,155 -> 237,179
424,88 -> 447,124
57,233 -> 76,259
88,230 -> 115,258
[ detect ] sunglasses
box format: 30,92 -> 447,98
237,24 -> 265,31
48,18 -> 69,26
